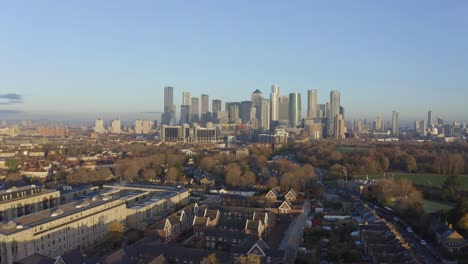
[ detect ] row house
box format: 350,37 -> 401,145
150,205 -> 195,243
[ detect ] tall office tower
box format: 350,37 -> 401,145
279,95 -> 290,121
415,120 -> 427,135
162,86 -> 176,125
201,94 -> 209,114
437,116 -> 444,126
427,110 -> 433,128
375,116 -> 383,131
318,104 -> 327,118
248,105 -> 258,129
225,102 -> 240,124
212,99 -> 222,114
336,114 -> 346,139
392,111 -> 399,136
182,91 -> 191,106
191,97 -> 200,123
110,119 -> 121,134
260,99 -> 271,132
251,89 -> 264,123
329,90 -> 341,138
289,93 -> 301,128
180,105 -> 191,125
94,119 -> 105,133
307,89 -> 318,118
270,85 -> 280,122
240,101 -> 253,124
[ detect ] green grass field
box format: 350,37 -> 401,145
423,200 -> 456,213
354,173 -> 468,191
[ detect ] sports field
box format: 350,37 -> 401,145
423,200 -> 456,213
354,173 -> 468,191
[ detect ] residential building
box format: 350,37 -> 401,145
191,97 -> 200,123
329,90 -> 341,138
260,99 -> 270,132
182,91 -> 191,106
270,84 -> 280,122
110,119 -> 121,134
392,111 -> 399,136
162,86 -> 176,125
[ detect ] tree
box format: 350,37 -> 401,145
107,220 -> 125,241
5,159 -> 19,172
225,163 -> 241,186
441,176 -> 461,202
165,167 -> 179,183
201,253 -> 218,264
238,255 -> 261,264
200,156 -> 216,171
267,177 -> 279,188
241,171 -> 256,187
458,213 -> 468,229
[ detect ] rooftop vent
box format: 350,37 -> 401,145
3,221 -> 16,230
51,209 -> 64,217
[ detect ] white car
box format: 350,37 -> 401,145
394,217 -> 400,222
406,227 -> 413,233
420,240 -> 427,245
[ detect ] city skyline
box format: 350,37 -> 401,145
1,1 -> 468,122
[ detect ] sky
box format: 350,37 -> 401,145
1,0 -> 468,122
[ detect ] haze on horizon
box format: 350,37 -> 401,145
1,1 -> 468,122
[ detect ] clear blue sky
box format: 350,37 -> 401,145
1,0 -> 468,122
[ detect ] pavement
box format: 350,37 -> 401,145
279,200 -> 310,263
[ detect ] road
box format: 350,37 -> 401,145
365,202 -> 443,264
279,200 -> 310,263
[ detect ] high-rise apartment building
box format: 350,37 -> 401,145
270,85 -> 280,122
289,93 -> 301,128
135,120 -> 154,134
110,119 -> 121,134
94,119 -> 105,133
307,89 -> 318,119
415,120 -> 427,135
392,111 -> 399,136
191,97 -> 200,123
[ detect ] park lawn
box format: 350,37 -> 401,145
354,173 -> 468,191
423,200 -> 456,213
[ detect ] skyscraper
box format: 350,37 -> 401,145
225,102 -> 240,124
289,93 -> 301,128
94,119 -> 105,133
201,94 -> 209,114
180,105 -> 191,124
427,110 -> 433,128
270,85 -> 280,122
392,111 -> 399,136
260,99 -> 271,132
251,89 -> 264,123
240,101 -> 253,124
110,119 -> 121,134
279,95 -> 289,121
182,91 -> 191,106
307,89 -> 318,119
329,90 -> 341,138
162,86 -> 176,125
212,100 -> 222,114
375,116 -> 383,131
191,97 -> 200,123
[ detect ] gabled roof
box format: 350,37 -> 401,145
285,189 -> 297,198
279,200 -> 292,210
247,239 -> 270,257
193,216 -> 208,227
265,189 -> 278,199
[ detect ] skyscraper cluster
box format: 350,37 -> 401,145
160,85 -> 345,138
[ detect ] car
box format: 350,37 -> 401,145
420,240 -> 427,245
394,216 -> 400,222
406,227 -> 413,233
